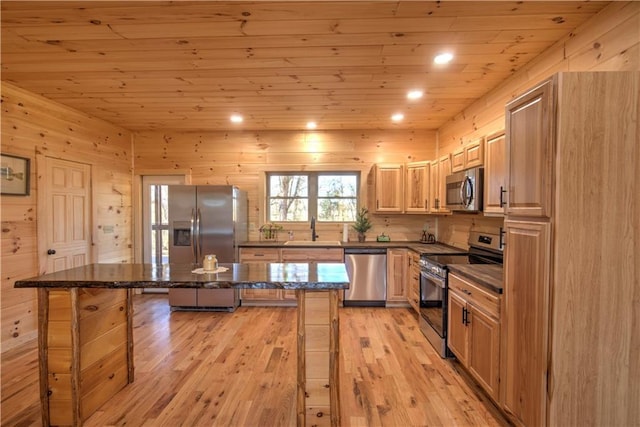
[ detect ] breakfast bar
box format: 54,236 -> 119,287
15,262 -> 350,427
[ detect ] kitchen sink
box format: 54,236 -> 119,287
283,240 -> 342,246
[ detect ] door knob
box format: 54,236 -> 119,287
47,249 -> 56,255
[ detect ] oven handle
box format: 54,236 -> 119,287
420,270 -> 446,289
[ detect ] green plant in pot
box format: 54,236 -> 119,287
352,208 -> 373,242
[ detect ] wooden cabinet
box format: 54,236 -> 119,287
238,247 -> 280,262
483,131 -> 507,216
280,248 -> 343,262
501,72 -> 639,427
501,220 -> 550,426
386,249 -> 407,305
240,247 -> 344,305
451,139 -> 484,173
447,290 -> 468,363
239,247 -> 288,304
407,251 -> 420,314
434,154 -> 451,213
428,159 -> 439,213
448,274 -> 501,402
404,161 -> 430,213
372,163 -> 404,213
505,78 -> 554,218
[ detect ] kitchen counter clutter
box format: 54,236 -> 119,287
446,264 -> 503,294
16,262 -> 349,427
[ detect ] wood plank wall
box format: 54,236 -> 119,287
434,1 -> 640,247
1,82 -> 133,352
133,129 -> 437,242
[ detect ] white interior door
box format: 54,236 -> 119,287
42,157 -> 92,273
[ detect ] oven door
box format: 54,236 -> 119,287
419,269 -> 446,338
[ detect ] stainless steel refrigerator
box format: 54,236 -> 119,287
167,185 -> 247,310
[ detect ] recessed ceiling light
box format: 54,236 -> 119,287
306,121 -> 317,130
230,114 -> 243,123
407,90 -> 423,100
391,113 -> 404,122
434,52 -> 454,65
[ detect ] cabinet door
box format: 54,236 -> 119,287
405,161 -> 430,213
239,247 -> 280,261
437,155 -> 451,213
374,163 -> 404,212
241,288 -> 281,300
451,147 -> 465,173
468,305 -> 500,401
281,248 -> 343,262
429,160 -> 439,213
464,139 -> 484,168
407,252 -> 421,313
501,220 -> 550,427
386,249 -> 407,301
506,77 -> 555,218
483,132 -> 506,216
447,291 -> 468,365
239,248 -> 282,302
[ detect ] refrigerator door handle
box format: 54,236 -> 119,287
196,208 -> 203,264
190,208 -> 197,264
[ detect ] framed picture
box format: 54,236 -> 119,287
1,154 -> 30,196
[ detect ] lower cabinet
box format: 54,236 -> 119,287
407,251 -> 421,314
239,247 -> 289,305
386,249 -> 408,305
239,247 -> 344,305
448,273 -> 501,402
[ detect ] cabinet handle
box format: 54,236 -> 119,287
463,307 -> 471,325
376,200 -> 379,209
425,199 -> 429,210
499,227 -> 506,248
499,186 -> 507,207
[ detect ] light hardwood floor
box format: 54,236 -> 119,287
1,294 -> 507,426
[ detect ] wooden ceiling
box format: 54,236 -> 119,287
1,1 -> 609,131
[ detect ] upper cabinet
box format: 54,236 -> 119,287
451,139 -> 484,173
483,131 -> 507,216
372,163 -> 404,213
405,161 -> 431,213
505,78 -> 555,218
435,154 -> 452,214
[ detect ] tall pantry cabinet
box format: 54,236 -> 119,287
501,72 -> 639,427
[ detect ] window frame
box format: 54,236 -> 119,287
266,171 -> 360,223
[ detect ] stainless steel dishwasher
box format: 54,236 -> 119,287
343,248 -> 387,307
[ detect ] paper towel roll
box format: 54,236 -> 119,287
342,223 -> 349,242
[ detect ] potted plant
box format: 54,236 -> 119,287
352,208 -> 373,242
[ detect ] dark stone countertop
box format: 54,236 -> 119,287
239,241 -> 467,255
447,264 -> 503,294
14,263 -> 350,290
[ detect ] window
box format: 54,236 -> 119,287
267,172 -> 359,222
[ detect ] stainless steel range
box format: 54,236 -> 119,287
419,231 -> 503,357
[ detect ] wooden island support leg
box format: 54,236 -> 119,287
297,290 -> 340,427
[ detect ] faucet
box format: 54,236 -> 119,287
310,216 -> 319,241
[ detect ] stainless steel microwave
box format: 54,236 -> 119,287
445,167 -> 484,212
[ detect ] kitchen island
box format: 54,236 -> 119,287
15,262 -> 350,427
